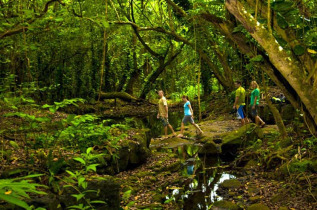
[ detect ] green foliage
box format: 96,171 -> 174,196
276,13 -> 289,29
56,114 -> 126,152
293,45 -> 306,56
170,85 -> 203,102
63,148 -> 107,210
271,1 -> 294,12
42,98 -> 86,113
0,174 -> 47,209
287,160 -> 313,173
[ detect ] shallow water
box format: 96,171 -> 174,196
108,110 -> 237,210
164,147 -> 236,210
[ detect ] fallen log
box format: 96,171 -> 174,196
98,92 -> 140,102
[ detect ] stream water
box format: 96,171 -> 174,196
109,110 -> 237,210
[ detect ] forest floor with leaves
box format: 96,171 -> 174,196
0,94 -> 316,209
113,94 -> 316,210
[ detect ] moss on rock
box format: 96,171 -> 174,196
220,179 -> 242,189
221,123 -> 259,150
213,200 -> 240,210
247,203 -> 270,210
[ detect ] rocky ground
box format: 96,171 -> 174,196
116,115 -> 316,210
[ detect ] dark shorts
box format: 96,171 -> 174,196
250,105 -> 259,118
182,115 -> 194,124
160,117 -> 170,127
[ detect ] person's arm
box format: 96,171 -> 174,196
252,90 -> 259,109
252,96 -> 257,109
188,103 -> 194,118
233,96 -> 239,109
164,105 -> 168,118
233,90 -> 240,109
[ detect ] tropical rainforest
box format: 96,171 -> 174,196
0,0 -> 316,209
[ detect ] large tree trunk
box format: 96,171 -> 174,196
125,34 -> 140,95
225,0 -> 317,131
139,47 -> 183,99
197,12 -> 316,133
245,0 -> 315,79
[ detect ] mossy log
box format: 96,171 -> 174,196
98,92 -> 140,102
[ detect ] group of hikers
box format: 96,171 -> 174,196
157,80 -> 266,138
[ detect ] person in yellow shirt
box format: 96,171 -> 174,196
233,80 -> 248,126
157,90 -> 176,137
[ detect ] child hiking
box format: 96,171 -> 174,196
178,95 -> 203,137
250,81 -> 266,127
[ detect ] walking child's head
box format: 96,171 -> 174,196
182,95 -> 189,102
158,90 -> 164,98
235,80 -> 242,88
250,81 -> 259,90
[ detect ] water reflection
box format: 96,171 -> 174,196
166,155 -> 236,210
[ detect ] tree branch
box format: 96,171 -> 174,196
0,0 -> 65,39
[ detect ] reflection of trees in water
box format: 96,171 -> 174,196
181,157 -> 234,210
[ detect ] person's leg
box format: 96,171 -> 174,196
168,124 -> 176,136
256,116 -> 265,126
192,123 -> 203,134
238,106 -> 245,126
164,126 -> 168,136
255,116 -> 259,125
188,116 -> 203,134
180,122 -> 185,134
251,108 -> 258,125
160,117 -> 169,137
243,106 -> 249,124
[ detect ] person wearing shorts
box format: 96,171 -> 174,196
157,90 -> 176,137
250,81 -> 265,127
178,95 -> 203,137
233,80 -> 249,126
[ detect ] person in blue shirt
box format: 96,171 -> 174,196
178,95 -> 203,137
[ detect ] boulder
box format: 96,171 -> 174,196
212,200 -> 241,210
199,136 -> 221,155
114,129 -> 151,172
247,203 -> 270,210
219,179 -> 242,189
221,123 -> 260,152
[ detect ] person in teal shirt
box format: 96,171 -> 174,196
250,81 -> 265,127
177,95 -> 203,137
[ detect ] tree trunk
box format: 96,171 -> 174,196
225,0 -> 317,132
125,34 -> 140,95
139,47 -> 183,99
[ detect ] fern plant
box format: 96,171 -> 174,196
0,174 -> 47,209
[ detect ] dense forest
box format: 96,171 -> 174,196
0,0 -> 316,209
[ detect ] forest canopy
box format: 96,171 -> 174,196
1,0 -> 317,131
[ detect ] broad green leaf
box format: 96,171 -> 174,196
9,141 -> 19,149
0,194 -> 30,209
71,193 -> 84,201
73,157 -> 86,165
